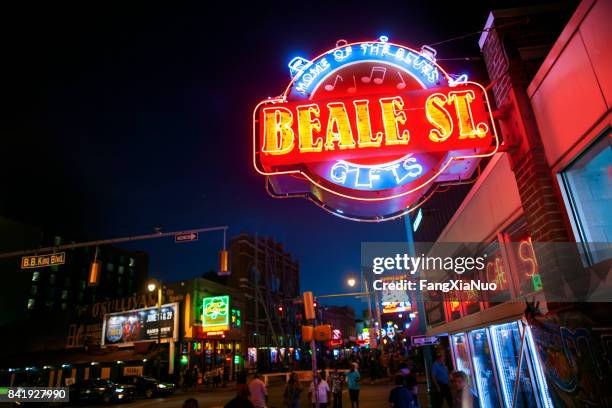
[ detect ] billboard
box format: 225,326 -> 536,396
253,37 -> 498,221
202,296 -> 230,332
102,303 -> 178,346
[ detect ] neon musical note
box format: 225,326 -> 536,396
324,75 -> 343,91
361,67 -> 386,84
396,72 -> 406,90
348,75 -> 357,94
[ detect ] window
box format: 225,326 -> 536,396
27,298 -> 35,309
560,133 -> 612,265
49,274 -> 56,284
64,277 -> 71,287
118,266 -> 125,275
47,288 -> 55,298
32,271 -> 40,282
31,285 -> 38,295
61,290 -> 68,300
61,303 -> 67,310
129,257 -> 136,267
106,263 -> 114,272
80,280 -> 86,290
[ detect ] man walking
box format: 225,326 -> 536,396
309,371 -> 331,408
346,365 -> 360,408
248,373 -> 267,408
431,352 -> 453,408
331,368 -> 345,408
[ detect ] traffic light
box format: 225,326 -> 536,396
88,260 -> 101,287
218,250 -> 229,275
302,325 -> 314,342
314,325 -> 332,341
303,291 -> 315,320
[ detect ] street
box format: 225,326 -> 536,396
90,382 -> 423,408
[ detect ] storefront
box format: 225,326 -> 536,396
423,1 -> 611,407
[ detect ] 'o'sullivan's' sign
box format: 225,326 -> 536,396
253,38 -> 498,221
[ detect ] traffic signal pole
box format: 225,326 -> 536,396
0,225 -> 229,259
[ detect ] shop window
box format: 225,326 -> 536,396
560,132 -> 612,265
469,329 -> 502,408
450,332 -> 475,387
27,298 -> 35,309
489,322 -> 538,408
482,240 -> 513,304
504,218 -> 543,297
32,271 -> 40,282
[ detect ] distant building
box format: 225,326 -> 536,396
319,305 -> 356,343
24,239 -> 148,316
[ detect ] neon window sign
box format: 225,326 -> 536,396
202,296 -> 229,332
253,36 -> 498,221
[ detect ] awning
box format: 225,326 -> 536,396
426,301 -> 526,336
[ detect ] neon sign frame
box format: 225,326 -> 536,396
253,37 -> 499,221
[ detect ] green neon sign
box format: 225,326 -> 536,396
203,296 -> 230,328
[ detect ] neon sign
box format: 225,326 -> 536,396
254,37 -> 498,221
202,296 -> 229,332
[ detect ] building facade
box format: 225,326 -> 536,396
227,233 -> 301,367
421,1 -> 612,407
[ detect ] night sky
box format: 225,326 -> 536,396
1,0 -> 547,313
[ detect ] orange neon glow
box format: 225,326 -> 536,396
297,104 -> 323,152
258,84 -> 493,166
379,96 -> 410,145
353,99 -> 381,147
325,102 -> 356,150
449,90 -> 489,139
425,93 -> 453,142
486,257 -> 508,290
518,237 -> 538,277
252,81 -> 499,204
262,107 -> 294,155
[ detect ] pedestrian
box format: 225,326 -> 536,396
450,371 -> 479,408
308,371 -> 331,408
430,352 -> 452,408
388,375 -> 416,408
405,373 -> 420,408
283,372 -> 303,408
330,368 -> 345,408
248,373 -> 268,408
345,365 -> 360,408
225,387 -> 256,408
191,365 -> 200,392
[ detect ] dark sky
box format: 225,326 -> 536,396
0,0 -> 549,313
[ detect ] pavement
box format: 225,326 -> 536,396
85,380 -> 430,408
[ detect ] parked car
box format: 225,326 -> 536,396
116,376 -> 175,398
69,379 -> 135,404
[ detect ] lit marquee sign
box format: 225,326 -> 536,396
254,37 -> 498,221
202,296 -> 229,332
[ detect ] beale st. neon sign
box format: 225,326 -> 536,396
253,37 -> 499,221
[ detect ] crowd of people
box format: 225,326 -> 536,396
179,346 -> 478,408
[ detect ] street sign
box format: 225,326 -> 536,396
21,252 -> 66,269
411,335 -> 439,347
175,232 -> 198,243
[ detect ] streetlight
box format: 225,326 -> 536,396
346,277 -> 356,288
147,279 -> 163,382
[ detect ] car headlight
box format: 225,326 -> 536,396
115,387 -> 124,393
157,384 -> 166,389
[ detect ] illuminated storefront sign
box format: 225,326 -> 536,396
254,37 -> 498,221
101,303 -> 178,346
202,296 -> 230,332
